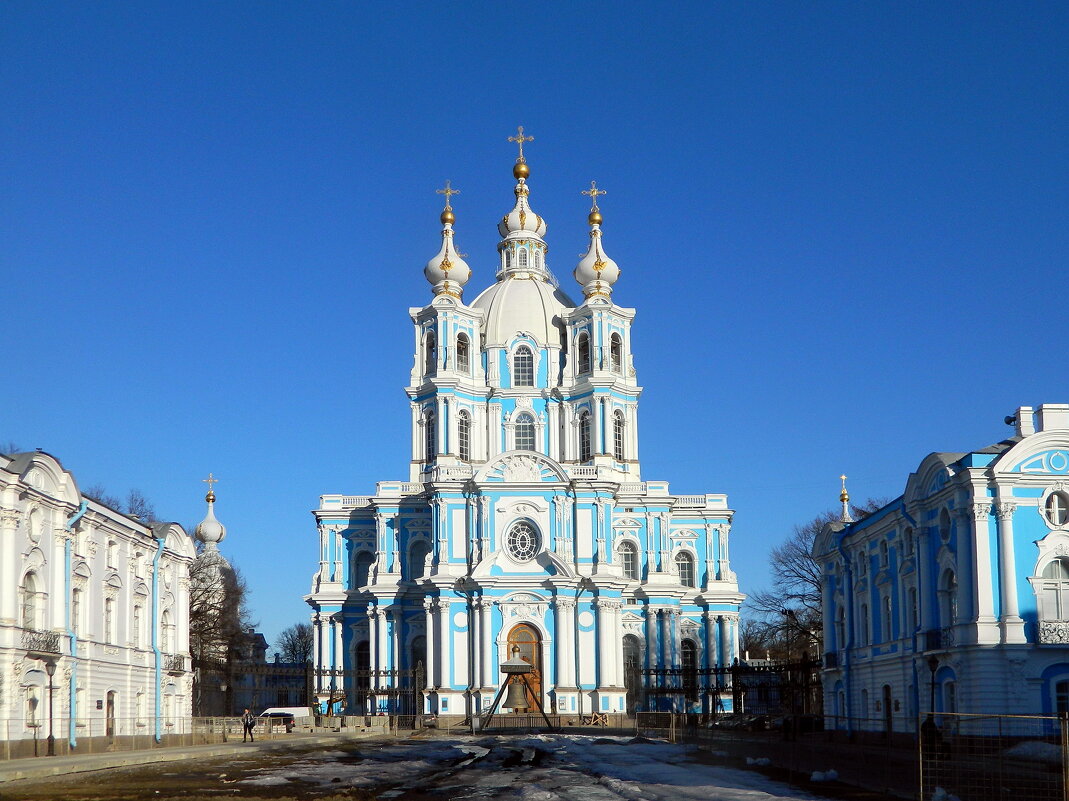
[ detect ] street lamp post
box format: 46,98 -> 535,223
44,660 -> 57,757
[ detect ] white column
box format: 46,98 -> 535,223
703,612 -> 716,669
972,503 -> 996,624
611,601 -> 624,686
366,606 -> 378,689
424,599 -> 437,688
645,607 -> 658,668
996,502 -> 1026,643
333,615 -> 344,673
917,526 -> 935,631
313,614 -> 324,692
717,615 -> 729,667
470,599 -> 481,690
555,598 -> 576,688
437,600 -> 452,690
0,507 -> 19,623
480,600 -> 494,689
730,614 -> 740,663
376,609 -> 390,675
595,599 -> 613,687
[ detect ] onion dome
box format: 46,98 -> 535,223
498,126 -> 547,241
839,474 -> 854,523
423,181 -> 471,299
194,475 -> 227,548
574,181 -> 620,300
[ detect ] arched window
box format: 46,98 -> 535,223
504,250 -> 511,271
576,333 -> 591,375
904,527 -> 914,556
940,569 -> 958,625
880,540 -> 889,567
1040,558 -> 1069,620
458,411 -> 471,461
424,409 -> 436,463
1056,680 -> 1069,717
425,332 -> 437,376
938,509 -> 952,543
1046,492 -> 1069,527
456,333 -> 470,374
909,586 -> 918,631
515,413 -> 536,451
579,412 -> 592,463
513,345 -> 534,386
835,607 -> 845,649
160,609 -> 173,653
535,250 -> 543,271
410,635 -> 427,678
20,573 -> 39,630
681,639 -> 698,700
623,634 -> 642,711
675,551 -> 695,588
882,595 -> 893,642
860,603 -> 870,644
132,604 -> 142,648
613,411 -> 625,461
518,248 -> 528,269
352,551 -> 374,589
619,541 -> 639,581
408,540 -> 432,581
610,334 -> 623,373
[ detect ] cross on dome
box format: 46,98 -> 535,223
202,472 -> 219,502
436,180 -> 459,209
582,181 -> 606,212
508,126 -> 534,163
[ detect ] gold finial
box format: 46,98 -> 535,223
840,474 -> 849,503
202,472 -> 219,503
508,125 -> 534,163
582,180 -> 606,225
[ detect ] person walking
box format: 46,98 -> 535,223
241,708 -> 255,742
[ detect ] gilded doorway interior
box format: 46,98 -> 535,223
506,623 -> 542,710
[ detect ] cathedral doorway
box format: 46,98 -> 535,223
506,623 -> 542,710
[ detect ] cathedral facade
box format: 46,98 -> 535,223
306,141 -> 743,719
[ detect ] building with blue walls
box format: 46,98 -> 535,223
305,140 -> 744,719
815,404 -> 1069,733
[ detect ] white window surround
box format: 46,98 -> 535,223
505,408 -> 544,453
1040,485 -> 1069,529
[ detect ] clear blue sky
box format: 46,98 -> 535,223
4,2 -> 1068,650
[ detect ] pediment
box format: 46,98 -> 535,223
476,451 -> 568,484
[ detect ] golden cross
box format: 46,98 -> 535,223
582,181 -> 606,212
840,474 -> 848,490
203,472 -> 219,492
436,180 -> 460,210
508,126 -> 534,162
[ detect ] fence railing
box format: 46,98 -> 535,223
919,712 -> 1067,801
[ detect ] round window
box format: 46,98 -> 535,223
1046,491 -> 1069,528
505,521 -> 540,561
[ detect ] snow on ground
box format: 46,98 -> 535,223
239,734 -> 824,800
1003,740 -> 1062,765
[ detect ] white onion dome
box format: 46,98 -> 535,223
424,191 -> 471,299
574,196 -> 620,300
193,489 -> 227,548
497,161 -> 547,240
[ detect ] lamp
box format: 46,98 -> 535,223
44,659 -> 57,757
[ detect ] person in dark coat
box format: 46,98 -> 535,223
242,708 -> 255,742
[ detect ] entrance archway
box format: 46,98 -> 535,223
506,623 -> 542,711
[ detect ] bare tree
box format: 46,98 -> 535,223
82,483 -> 123,511
0,441 -> 21,456
188,546 -> 255,715
125,489 -> 157,522
275,622 -> 313,664
748,498 -> 888,659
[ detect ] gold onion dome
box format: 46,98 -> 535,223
424,180 -> 471,298
574,181 -> 619,300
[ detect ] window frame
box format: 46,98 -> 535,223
675,551 -> 696,588
579,412 -> 592,463
576,333 -> 591,376
456,333 -> 471,374
514,413 -> 536,451
513,345 -> 535,387
613,411 -> 625,461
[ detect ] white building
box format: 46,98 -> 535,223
0,450 -> 195,753
306,138 -> 744,720
815,404 -> 1069,733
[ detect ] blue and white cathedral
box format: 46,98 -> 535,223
306,135 -> 743,718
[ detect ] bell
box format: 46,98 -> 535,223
504,678 -> 529,711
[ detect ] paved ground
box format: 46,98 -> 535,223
0,733 -> 904,801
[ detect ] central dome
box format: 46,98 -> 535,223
470,278 -> 575,348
